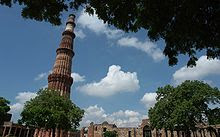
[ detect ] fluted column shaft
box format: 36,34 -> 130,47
48,15 -> 76,98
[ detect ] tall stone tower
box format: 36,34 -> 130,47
48,14 -> 76,98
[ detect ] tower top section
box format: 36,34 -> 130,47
65,14 -> 76,32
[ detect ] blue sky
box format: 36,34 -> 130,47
1,6 -> 220,127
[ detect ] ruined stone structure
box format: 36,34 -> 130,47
81,119 -> 151,137
81,119 -> 220,137
0,122 -> 79,137
48,14 -> 76,98
0,122 -> 35,137
32,128 -> 80,137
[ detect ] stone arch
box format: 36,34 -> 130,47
143,125 -> 152,137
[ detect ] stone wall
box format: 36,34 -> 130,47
33,128 -> 80,137
0,122 -> 35,137
82,119 -> 220,137
155,126 -> 220,137
87,122 -> 117,137
83,121 -> 144,137
116,128 -> 137,137
0,122 -> 80,137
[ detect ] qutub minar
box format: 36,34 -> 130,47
48,14 -> 75,98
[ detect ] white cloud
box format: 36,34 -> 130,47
78,65 -> 140,97
71,73 -> 86,82
75,29 -> 86,39
141,93 -> 157,109
117,37 -> 164,62
34,70 -> 52,81
77,10 -> 164,63
14,92 -> 37,104
77,10 -> 123,39
42,85 -> 48,89
10,92 -> 37,121
10,103 -> 24,113
173,56 -> 220,85
80,105 -> 147,127
34,72 -> 47,81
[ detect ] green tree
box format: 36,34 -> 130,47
149,80 -> 220,136
103,131 -> 118,137
19,89 -> 84,133
0,97 -> 10,124
1,0 -> 219,66
206,108 -> 220,125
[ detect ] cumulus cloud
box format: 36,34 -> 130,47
10,103 -> 24,113
141,93 -> 157,109
78,65 -> 140,97
173,56 -> 220,85
34,72 -> 47,81
10,92 -> 37,121
77,10 -> 123,39
80,105 -> 147,127
71,73 -> 86,82
75,29 -> 86,39
117,37 -> 164,62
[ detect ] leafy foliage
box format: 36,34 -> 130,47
149,80 -> 220,132
1,0 -> 219,66
103,131 -> 118,137
19,89 -> 84,130
0,97 -> 10,124
206,108 -> 220,125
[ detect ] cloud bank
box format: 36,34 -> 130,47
173,56 -> 220,85
76,10 -> 164,62
10,92 -> 37,121
117,37 -> 164,62
77,11 -> 123,39
80,105 -> 147,127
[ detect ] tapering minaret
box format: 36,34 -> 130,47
48,14 -> 76,98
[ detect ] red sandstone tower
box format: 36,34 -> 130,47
48,14 -> 76,98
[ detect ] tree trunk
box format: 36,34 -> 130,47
52,128 -> 55,137
186,130 -> 191,137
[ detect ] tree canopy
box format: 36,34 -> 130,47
19,89 -> 84,130
103,131 -> 118,137
0,97 -> 10,124
149,80 -> 220,132
1,0 -> 219,66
